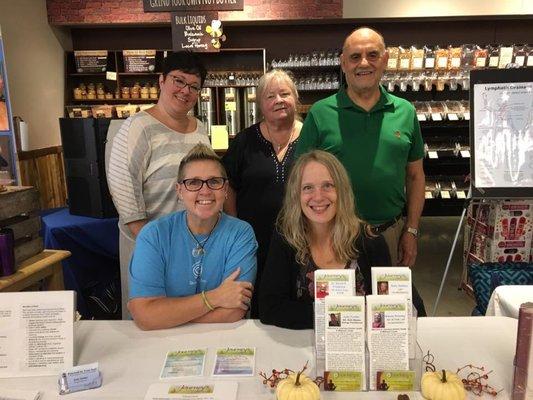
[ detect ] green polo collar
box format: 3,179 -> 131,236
337,85 -> 394,113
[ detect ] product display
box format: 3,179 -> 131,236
464,200 -> 533,283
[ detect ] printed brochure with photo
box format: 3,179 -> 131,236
366,295 -> 409,390
313,269 -> 355,368
324,295 -> 366,391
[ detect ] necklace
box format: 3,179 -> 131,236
264,121 -> 296,153
186,213 -> 221,257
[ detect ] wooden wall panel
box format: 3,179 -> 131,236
18,146 -> 67,209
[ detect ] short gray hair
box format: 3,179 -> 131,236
257,69 -> 300,118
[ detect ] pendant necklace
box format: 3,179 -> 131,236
264,121 -> 295,153
186,213 -> 221,257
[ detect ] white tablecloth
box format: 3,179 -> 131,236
0,318 -> 518,399
485,285 -> 533,318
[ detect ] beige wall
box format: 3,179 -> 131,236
0,0 -> 71,150
344,0 -> 533,19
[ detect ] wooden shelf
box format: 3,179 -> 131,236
70,98 -> 157,103
70,72 -> 109,76
119,72 -> 162,76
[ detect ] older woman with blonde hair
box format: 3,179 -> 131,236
259,150 -> 391,329
222,69 -> 302,318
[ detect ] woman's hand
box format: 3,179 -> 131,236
207,268 -> 253,310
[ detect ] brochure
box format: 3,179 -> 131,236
313,269 -> 355,369
324,295 -> 366,391
212,347 -> 255,376
371,267 -> 416,357
371,267 -> 413,313
160,349 -> 207,379
144,382 -> 238,400
0,291 -> 75,378
366,295 -> 409,390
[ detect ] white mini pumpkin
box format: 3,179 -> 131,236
276,370 -> 320,400
421,369 -> 466,400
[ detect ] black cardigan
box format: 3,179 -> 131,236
259,230 -> 391,330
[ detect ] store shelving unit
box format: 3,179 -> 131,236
64,48 -> 266,124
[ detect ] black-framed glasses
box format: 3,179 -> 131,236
180,177 -> 227,191
167,74 -> 201,94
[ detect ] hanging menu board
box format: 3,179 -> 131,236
470,68 -> 533,198
74,50 -> 108,73
123,50 -> 157,73
171,12 -> 218,52
143,0 -> 243,12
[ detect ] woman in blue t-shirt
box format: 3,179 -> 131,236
128,143 -> 257,330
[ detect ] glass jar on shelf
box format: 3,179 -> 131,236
411,71 -> 423,91
435,72 -> 448,91
487,44 -> 500,68
423,71 -> 436,91
513,44 -> 527,67
387,46 -> 399,71
435,46 -> 449,71
447,71 -> 459,91
526,45 -> 533,67
473,45 -> 488,69
410,45 -> 425,71
423,45 -> 436,69
399,72 -> 410,92
398,46 -> 412,71
448,46 -> 462,70
460,44 -> 476,69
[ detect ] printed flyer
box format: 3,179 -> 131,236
366,295 -> 409,390
313,269 -> 355,371
212,347 -> 255,376
160,349 -> 206,379
324,295 -> 366,391
144,382 -> 238,400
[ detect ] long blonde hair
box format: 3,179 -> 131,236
277,150 -> 364,265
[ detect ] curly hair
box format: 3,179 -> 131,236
277,150 -> 365,265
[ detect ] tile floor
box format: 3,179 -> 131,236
414,216 -> 476,317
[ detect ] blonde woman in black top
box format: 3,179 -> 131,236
259,150 -> 390,329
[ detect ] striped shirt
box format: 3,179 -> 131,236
108,111 -> 210,239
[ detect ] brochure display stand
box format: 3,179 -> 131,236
0,25 -> 19,185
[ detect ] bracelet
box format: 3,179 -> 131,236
201,291 -> 215,311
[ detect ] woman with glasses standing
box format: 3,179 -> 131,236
108,52 -> 211,319
128,144 -> 257,330
222,69 -> 302,318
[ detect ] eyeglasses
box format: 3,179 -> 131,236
180,177 -> 227,191
167,74 -> 201,94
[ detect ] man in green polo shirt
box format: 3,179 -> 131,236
295,27 -> 425,268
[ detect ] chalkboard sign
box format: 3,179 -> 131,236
470,68 -> 533,198
123,50 -> 156,73
171,12 -> 219,53
143,0 -> 243,12
74,50 -> 108,73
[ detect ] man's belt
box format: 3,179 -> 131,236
372,214 -> 403,234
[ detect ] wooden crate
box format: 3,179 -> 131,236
0,186 -> 44,268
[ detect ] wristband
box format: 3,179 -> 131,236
201,291 -> 215,311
